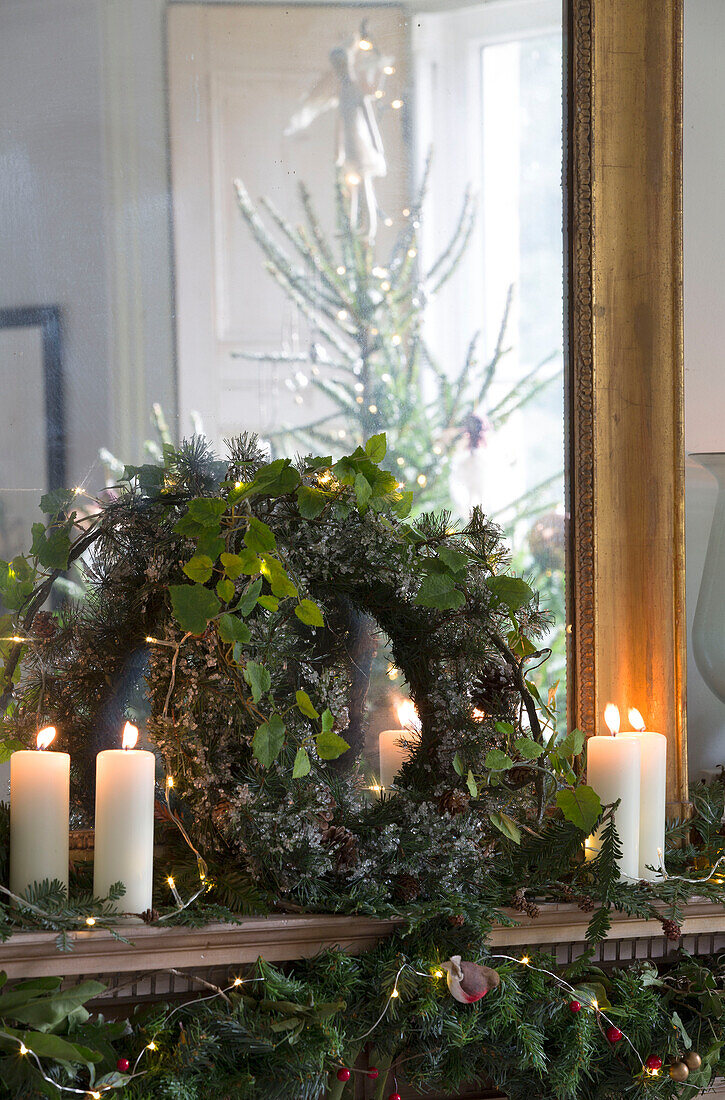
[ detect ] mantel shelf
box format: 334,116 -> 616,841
2,900 -> 725,984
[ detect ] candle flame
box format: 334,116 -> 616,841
396,699 -> 420,731
36,726 -> 56,750
628,707 -> 646,732
604,703 -> 620,737
122,721 -> 139,750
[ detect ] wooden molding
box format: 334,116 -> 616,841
567,0 -> 686,809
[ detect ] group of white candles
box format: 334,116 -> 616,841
585,704 -> 667,881
380,697 -> 666,883
9,722 -> 155,913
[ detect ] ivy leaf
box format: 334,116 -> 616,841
321,708 -> 334,732
436,546 -> 468,576
514,736 -> 544,760
452,751 -> 465,777
316,727 -> 350,761
252,714 -> 285,768
295,599 -> 324,628
251,459 -> 300,497
354,472 -> 372,511
295,690 -> 319,720
197,531 -> 225,561
216,577 -> 235,602
221,549 -> 262,579
182,554 -> 214,583
187,498 -> 227,526
244,517 -> 277,553
169,584 -> 220,634
260,556 -> 298,598
555,728 -> 586,758
39,488 -> 75,515
0,738 -> 23,763
243,660 -> 271,703
296,486 -> 327,519
217,614 -> 252,645
393,491 -> 413,519
257,595 -> 279,612
233,577 -> 263,615
414,573 -> 465,610
292,747 -> 311,778
486,575 -> 534,612
495,720 -> 516,738
484,749 -> 514,771
31,523 -> 71,570
556,785 -> 603,833
364,432 -> 387,462
174,513 -> 208,537
466,769 -> 478,797
489,811 -> 521,845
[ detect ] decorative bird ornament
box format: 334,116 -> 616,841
441,956 -> 501,1004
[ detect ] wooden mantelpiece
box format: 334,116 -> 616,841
3,901 -> 725,988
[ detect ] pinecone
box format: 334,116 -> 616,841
511,888 -> 539,918
32,611 -> 56,639
471,662 -> 518,718
320,824 -> 359,870
394,873 -> 422,902
140,908 -> 160,924
577,896 -> 595,912
559,883 -> 574,902
511,888 -> 527,912
437,789 -> 470,816
661,918 -> 681,941
448,914 -> 465,928
212,799 -> 232,826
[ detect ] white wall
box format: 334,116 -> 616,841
684,0 -> 725,776
0,0 -> 175,491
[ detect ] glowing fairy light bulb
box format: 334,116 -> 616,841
391,99 -> 403,110
358,37 -> 373,50
384,65 -> 395,75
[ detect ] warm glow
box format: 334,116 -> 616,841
433,969 -> 444,979
345,172 -> 361,187
36,726 -> 56,751
383,65 -> 395,75
396,699 -> 420,731
358,37 -> 373,50
122,721 -> 139,750
233,977 -> 244,987
520,956 -> 530,966
604,703 -> 620,737
628,707 -> 646,732
391,99 -> 403,110
390,988 -> 400,998
167,876 -> 175,889
166,775 -> 175,788
19,1043 -> 28,1055
85,916 -> 96,927
472,708 -> 485,722
147,1041 -> 157,1051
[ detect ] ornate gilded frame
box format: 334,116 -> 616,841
567,0 -> 687,811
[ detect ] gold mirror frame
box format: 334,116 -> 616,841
567,0 -> 687,812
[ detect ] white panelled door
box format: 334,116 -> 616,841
168,4 -> 408,448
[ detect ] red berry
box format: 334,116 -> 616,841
646,1055 -> 663,1071
388,1094 -> 402,1100
569,1000 -> 582,1013
606,1025 -> 623,1043
367,1067 -> 379,1079
116,1057 -> 130,1073
336,1068 -> 351,1082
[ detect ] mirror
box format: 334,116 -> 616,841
684,0 -> 725,780
0,0 -> 565,783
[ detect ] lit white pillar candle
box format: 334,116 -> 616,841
585,704 -> 641,879
621,708 -> 667,880
378,700 -> 418,789
10,727 -> 69,896
94,722 -> 155,914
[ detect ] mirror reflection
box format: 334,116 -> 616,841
1,0 -> 565,777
